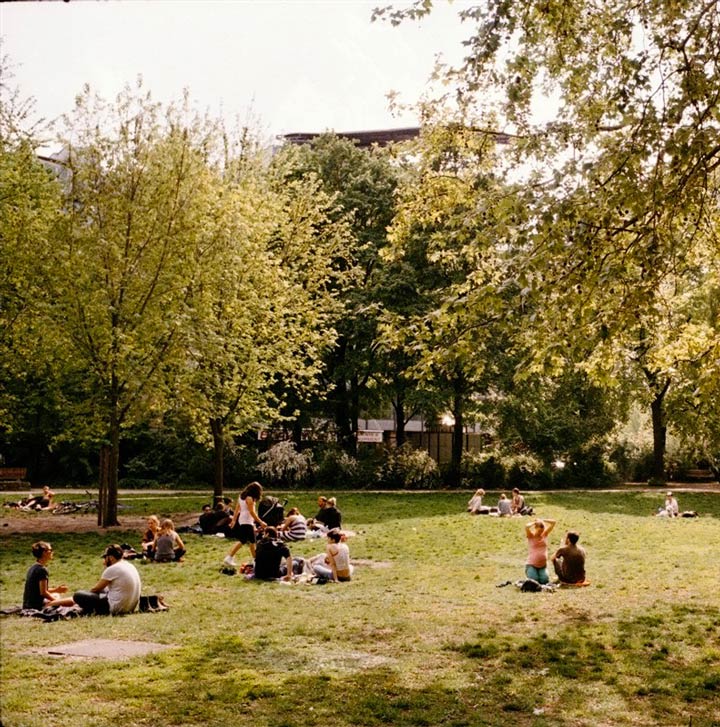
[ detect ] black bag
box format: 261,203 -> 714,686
519,578 -> 543,592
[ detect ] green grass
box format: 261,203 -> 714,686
1,490 -> 719,727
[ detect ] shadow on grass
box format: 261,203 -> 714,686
455,603 -> 720,727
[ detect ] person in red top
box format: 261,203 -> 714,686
524,518 -> 556,584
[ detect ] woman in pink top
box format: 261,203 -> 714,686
524,518 -> 556,584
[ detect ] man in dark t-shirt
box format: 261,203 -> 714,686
551,531 -> 587,584
253,528 -> 292,581
316,497 -> 342,530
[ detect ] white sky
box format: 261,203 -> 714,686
1,0 -> 472,146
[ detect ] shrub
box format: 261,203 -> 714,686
256,441 -> 313,488
461,451 -> 506,489
313,446 -> 360,489
376,444 -> 439,489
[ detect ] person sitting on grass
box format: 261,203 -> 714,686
21,486 -> 56,511
524,517 -> 556,585
551,531 -> 587,584
665,491 -> 679,517
309,530 -> 353,582
72,544 -> 141,616
497,493 -> 512,516
141,515 -> 160,559
467,489 -> 486,514
200,502 -> 231,535
252,527 -> 292,581
154,518 -> 186,562
278,507 -> 307,541
23,541 -> 74,611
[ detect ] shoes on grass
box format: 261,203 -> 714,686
223,555 -> 237,567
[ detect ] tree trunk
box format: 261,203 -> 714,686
393,394 -> 406,448
348,373 -> 360,457
210,417 -> 224,501
97,445 -> 110,527
650,385 -> 669,483
99,418 -> 120,527
448,377 -> 465,488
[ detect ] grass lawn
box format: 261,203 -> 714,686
1,489 -> 719,727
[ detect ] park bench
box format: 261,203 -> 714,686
0,467 -> 29,491
685,468 -> 716,482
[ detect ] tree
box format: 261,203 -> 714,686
37,84 -> 218,525
0,60 -> 64,468
377,0 -> 720,481
277,134 -> 400,454
380,124 -> 516,485
174,139 -> 347,499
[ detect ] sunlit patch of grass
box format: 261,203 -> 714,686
2,490 -> 719,726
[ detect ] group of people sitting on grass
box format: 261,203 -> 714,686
467,487 -> 533,517
22,541 -> 142,617
220,483 -> 351,582
141,516 -> 187,562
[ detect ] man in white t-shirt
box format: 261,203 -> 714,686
73,544 -> 141,615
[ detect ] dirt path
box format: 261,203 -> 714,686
0,512 -> 199,536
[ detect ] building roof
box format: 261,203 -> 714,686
281,126 -> 511,149
282,127 -> 421,148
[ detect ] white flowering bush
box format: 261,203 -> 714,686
257,441 -> 313,488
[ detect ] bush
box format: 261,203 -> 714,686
376,444 -> 439,489
461,452 -> 506,489
256,441 -> 313,488
313,446 -> 361,489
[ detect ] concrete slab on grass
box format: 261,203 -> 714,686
29,638 -> 173,660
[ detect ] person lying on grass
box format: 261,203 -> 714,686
551,530 -> 587,585
23,541 -> 74,610
21,486 -> 56,511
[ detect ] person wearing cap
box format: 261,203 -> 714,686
664,492 -> 679,517
72,544 -> 141,615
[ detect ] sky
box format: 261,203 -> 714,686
1,0 -> 472,147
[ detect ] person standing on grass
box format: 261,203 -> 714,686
23,541 -> 74,610
224,482 -> 265,567
551,531 -> 586,584
73,544 -> 141,616
525,518 -> 556,584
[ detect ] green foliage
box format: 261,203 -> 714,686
376,443 -> 440,489
312,445 -> 362,489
